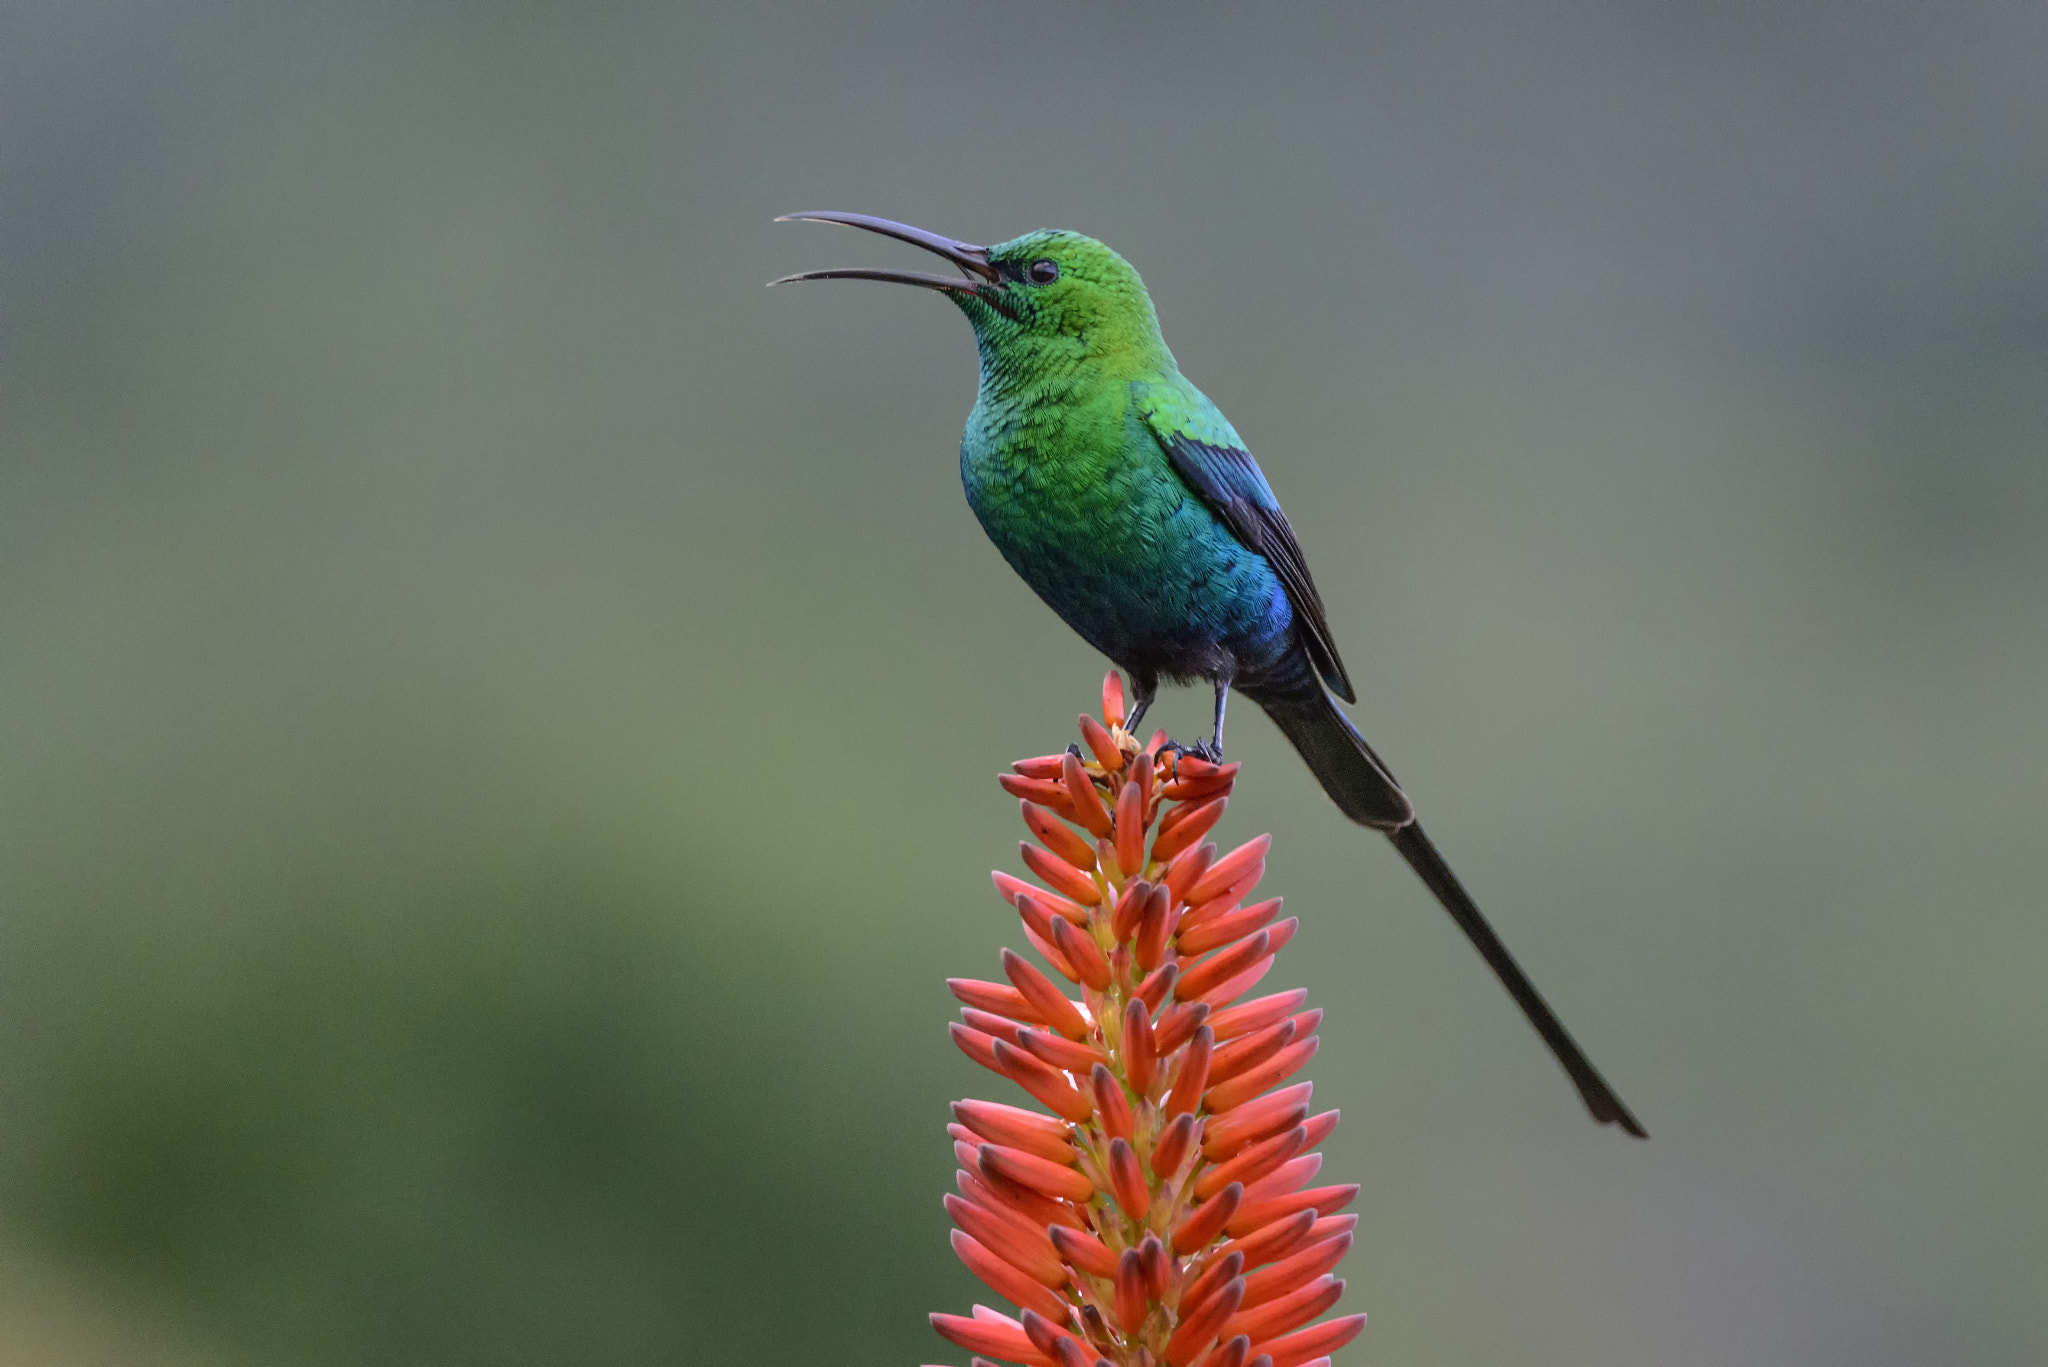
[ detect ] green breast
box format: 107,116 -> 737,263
959,376 -> 1275,666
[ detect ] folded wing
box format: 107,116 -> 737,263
1134,382 -> 1356,702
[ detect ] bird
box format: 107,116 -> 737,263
772,211 -> 1645,1138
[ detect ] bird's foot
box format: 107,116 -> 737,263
1157,736 -> 1225,774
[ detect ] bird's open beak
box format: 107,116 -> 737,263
769,211 -> 1002,296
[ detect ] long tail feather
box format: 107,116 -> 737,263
1255,688 -> 1413,829
1388,821 -> 1646,1136
1254,685 -> 1646,1136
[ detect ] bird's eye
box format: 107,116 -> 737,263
1027,259 -> 1060,284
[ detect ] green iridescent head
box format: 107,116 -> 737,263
772,212 -> 1170,376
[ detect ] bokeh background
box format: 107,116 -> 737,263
3,2 -> 2044,1364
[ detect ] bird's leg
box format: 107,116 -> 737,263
1158,672 -> 1233,768
1122,670 -> 1159,736
1190,673 -> 1232,763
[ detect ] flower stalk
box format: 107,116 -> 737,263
930,673 -> 1365,1367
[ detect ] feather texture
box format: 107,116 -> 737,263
1134,382 -> 1355,702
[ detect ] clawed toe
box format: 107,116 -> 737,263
1158,737 -> 1225,772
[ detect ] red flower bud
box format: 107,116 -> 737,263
1207,1019 -> 1296,1086
1204,1038 -> 1320,1113
1110,878 -> 1153,941
1151,1000 -> 1210,1055
946,1195 -> 1069,1287
1081,714 -> 1126,772
1222,1274 -> 1343,1345
1176,896 -> 1282,956
1201,1083 -> 1314,1159
931,1310 -> 1056,1366
1225,1185 -> 1359,1239
1241,1155 -> 1323,1205
952,1099 -> 1075,1162
1022,841 -> 1106,908
1150,1111 -> 1197,1182
1150,795 -> 1228,864
1107,1137 -> 1150,1219
951,1021 -> 1004,1073
1169,1179 -> 1243,1255
1162,1272 -> 1242,1366
1180,1249 -> 1245,1323
930,706 -> 1361,1367
980,1143 -> 1096,1204
1251,1312 -> 1366,1367
1135,962 -> 1178,1013
1001,774 -> 1084,825
1122,998 -> 1157,1095
1003,949 -> 1089,1040
1062,752 -> 1115,839
1218,1208 -> 1317,1271
994,871 -> 1090,924
1018,1027 -> 1109,1074
1174,931 -> 1271,1005
952,976 -> 1045,1024
1195,1126 -> 1308,1201
1164,1026 -> 1213,1118
1113,1248 -> 1149,1332
1024,801 -> 1100,870
1101,672 -> 1128,729
1090,1062 -> 1135,1142
991,1039 -> 1094,1122
1048,1224 -> 1118,1278
1114,782 -> 1146,877
1160,842 -> 1214,904
1186,835 -> 1270,905
1239,1233 -> 1353,1310
1050,915 -> 1113,992
1134,886 -> 1175,973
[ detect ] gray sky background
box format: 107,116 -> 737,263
3,3 -> 2044,1365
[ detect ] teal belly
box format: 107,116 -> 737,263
959,413 -> 1291,680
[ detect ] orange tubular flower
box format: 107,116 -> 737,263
928,673 -> 1366,1367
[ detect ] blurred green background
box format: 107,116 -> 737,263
3,2 -> 2044,1364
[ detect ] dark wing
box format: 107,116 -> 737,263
1136,388 -> 1355,701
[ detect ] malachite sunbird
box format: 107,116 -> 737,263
773,212 -> 1644,1138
